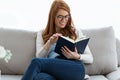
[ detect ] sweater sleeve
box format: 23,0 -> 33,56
36,30 -> 49,58
76,29 -> 93,64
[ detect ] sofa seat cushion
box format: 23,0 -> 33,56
106,67 -> 120,80
1,75 -> 108,80
1,75 -> 22,80
88,75 -> 108,80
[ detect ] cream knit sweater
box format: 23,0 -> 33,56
36,29 -> 93,64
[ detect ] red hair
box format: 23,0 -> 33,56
42,0 -> 77,44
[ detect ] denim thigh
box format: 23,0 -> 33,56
33,58 -> 85,80
33,73 -> 56,80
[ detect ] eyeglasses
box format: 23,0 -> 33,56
57,15 -> 70,21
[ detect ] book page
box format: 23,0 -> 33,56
60,36 -> 75,43
75,36 -> 86,42
60,36 -> 87,43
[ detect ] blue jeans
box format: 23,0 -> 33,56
21,58 -> 85,80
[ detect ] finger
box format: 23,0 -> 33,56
61,47 -> 68,53
61,47 -> 71,56
50,34 -> 58,40
52,34 -> 58,38
56,33 -> 62,36
74,47 -> 78,52
61,48 -> 68,57
50,36 -> 54,40
64,46 -> 71,53
53,34 -> 60,39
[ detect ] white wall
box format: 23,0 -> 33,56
0,0 -> 120,38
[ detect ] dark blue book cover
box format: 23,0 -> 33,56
55,36 -> 90,57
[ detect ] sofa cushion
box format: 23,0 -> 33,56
1,75 -> 22,80
88,75 -> 108,80
116,38 -> 120,66
106,67 -> 120,80
0,28 -> 37,75
82,26 -> 118,75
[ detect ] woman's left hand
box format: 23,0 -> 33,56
61,46 -> 80,60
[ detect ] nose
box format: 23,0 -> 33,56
61,17 -> 66,22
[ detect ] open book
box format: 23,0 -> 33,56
55,36 -> 90,57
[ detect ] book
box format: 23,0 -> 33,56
54,36 -> 90,57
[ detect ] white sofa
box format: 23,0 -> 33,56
0,26 -> 120,80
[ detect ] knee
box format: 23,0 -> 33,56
34,73 -> 55,80
31,58 -> 41,65
31,58 -> 39,62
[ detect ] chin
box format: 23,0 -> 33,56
60,25 -> 66,28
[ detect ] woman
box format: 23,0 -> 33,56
22,0 -> 93,80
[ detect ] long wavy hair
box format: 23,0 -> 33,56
42,0 -> 77,44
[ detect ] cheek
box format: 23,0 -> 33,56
55,19 -> 59,26
54,18 -> 67,28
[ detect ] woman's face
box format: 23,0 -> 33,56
55,9 -> 70,30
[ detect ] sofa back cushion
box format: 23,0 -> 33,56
82,26 -> 118,75
0,28 -> 36,75
116,38 -> 120,66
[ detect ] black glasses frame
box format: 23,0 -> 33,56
57,14 -> 70,21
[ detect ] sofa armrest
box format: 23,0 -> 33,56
106,67 -> 120,80
116,37 -> 120,66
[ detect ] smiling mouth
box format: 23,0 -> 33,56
60,22 -> 65,25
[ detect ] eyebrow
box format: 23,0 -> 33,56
57,14 -> 69,16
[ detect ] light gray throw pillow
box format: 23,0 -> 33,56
82,26 -> 118,75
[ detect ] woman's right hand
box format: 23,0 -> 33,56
49,33 -> 62,45
44,33 -> 62,51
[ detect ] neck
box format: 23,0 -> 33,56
56,27 -> 61,33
